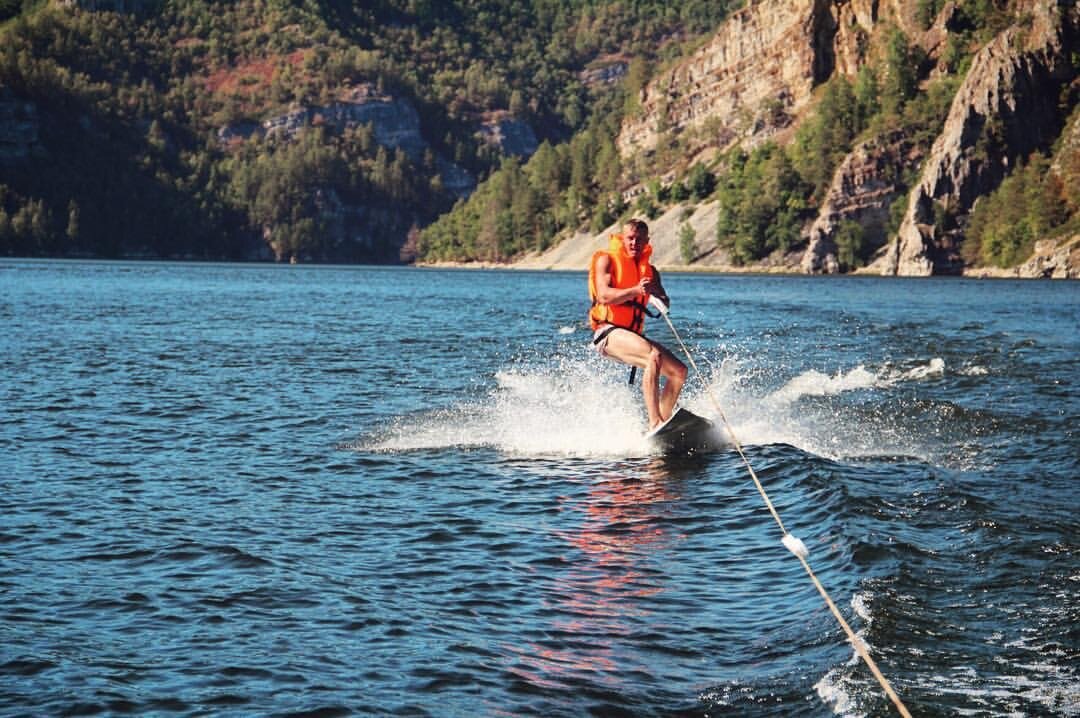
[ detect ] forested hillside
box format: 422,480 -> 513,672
0,0 -> 734,262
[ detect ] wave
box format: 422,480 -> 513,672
767,358 -> 944,404
813,591 -> 880,718
698,357 -> 951,462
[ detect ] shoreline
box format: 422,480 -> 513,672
415,259 -> 1079,279
418,231 -> 1080,279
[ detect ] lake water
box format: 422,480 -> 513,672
1,259 -> 1077,717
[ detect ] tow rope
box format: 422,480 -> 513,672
653,301 -> 912,717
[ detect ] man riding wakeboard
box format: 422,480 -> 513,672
588,219 -> 687,430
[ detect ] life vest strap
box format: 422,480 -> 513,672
592,323 -> 645,344
592,324 -> 643,385
592,324 -> 619,346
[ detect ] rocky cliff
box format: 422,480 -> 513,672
219,85 -> 476,198
513,0 -> 1079,277
802,129 -> 925,273
615,0 -> 928,156
608,0 -> 1079,277
617,0 -> 833,157
877,1 -> 1079,275
478,116 -> 538,158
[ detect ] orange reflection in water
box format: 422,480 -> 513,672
506,459 -> 688,690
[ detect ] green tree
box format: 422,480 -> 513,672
834,220 -> 866,271
716,144 -> 809,263
964,154 -> 1068,267
678,221 -> 696,264
228,130 -> 345,261
687,162 -> 715,200
65,200 -> 79,243
792,76 -> 861,199
881,28 -> 918,117
0,0 -> 22,23
0,207 -> 10,249
623,56 -> 648,117
635,193 -> 659,220
916,0 -> 945,30
853,66 -> 880,128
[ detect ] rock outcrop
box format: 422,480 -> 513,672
478,116 -> 538,158
262,88 -> 429,160
615,0 -> 908,157
830,0 -> 886,77
1016,235 -> 1080,278
878,2 -> 1079,275
220,85 -> 476,198
1050,106 -> 1080,177
617,0 -> 836,156
580,59 -> 629,87
802,130 -> 924,273
963,235 -> 1080,279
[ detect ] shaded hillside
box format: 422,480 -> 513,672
0,0 -> 737,262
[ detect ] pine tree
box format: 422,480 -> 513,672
66,200 -> 79,243
881,28 -> 917,117
678,222 -> 696,264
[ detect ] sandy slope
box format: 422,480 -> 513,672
512,201 -> 733,271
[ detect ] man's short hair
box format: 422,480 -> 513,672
625,218 -> 649,236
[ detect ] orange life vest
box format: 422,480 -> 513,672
588,235 -> 654,332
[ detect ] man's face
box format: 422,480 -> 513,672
623,224 -> 649,258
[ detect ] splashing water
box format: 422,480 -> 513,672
367,347 -> 951,463
369,352 -> 649,456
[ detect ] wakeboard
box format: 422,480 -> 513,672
644,406 -> 724,455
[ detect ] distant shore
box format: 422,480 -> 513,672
417,221 -> 1080,279
415,258 -> 1079,279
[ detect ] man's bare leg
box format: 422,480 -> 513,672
658,350 -> 686,420
603,328 -> 688,429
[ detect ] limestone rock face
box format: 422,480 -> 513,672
215,121 -> 260,146
617,0 -> 835,156
964,235 -> 1080,278
222,86 -> 476,198
831,0 -> 880,77
879,2 -> 1079,276
433,157 -> 476,198
802,130 -> 924,274
1050,108 -> 1080,177
262,90 -> 428,161
580,60 -> 628,88
478,117 -> 538,158
1017,236 -> 1080,278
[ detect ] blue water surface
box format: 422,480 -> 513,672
1,260 -> 1077,717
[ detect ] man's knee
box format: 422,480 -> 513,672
665,357 -> 687,385
674,360 -> 688,383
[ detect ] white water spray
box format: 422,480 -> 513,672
364,340 -> 950,462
